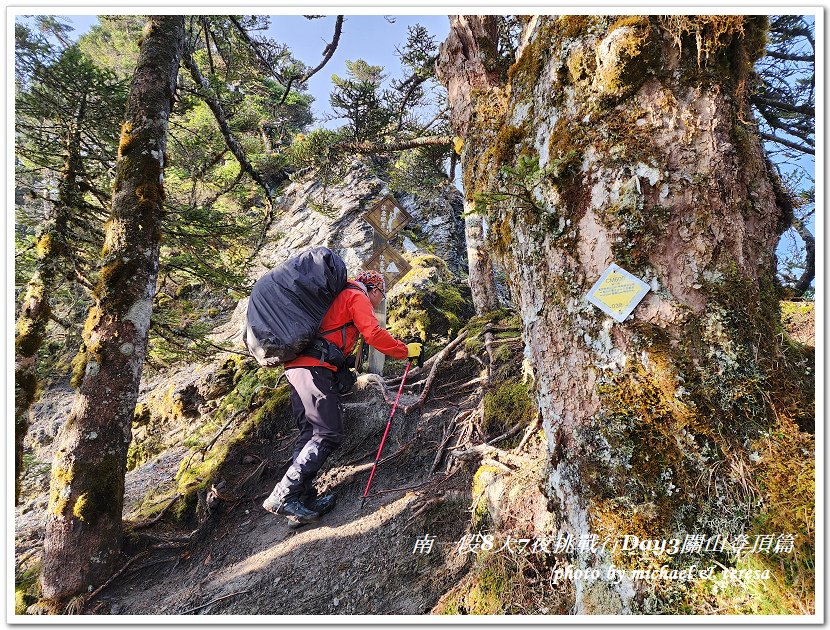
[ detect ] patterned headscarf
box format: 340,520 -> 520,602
356,270 -> 385,294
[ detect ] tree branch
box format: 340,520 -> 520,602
228,16 -> 285,84
792,217 -> 816,295
335,135 -> 453,154
759,131 -> 814,155
298,16 -> 344,85
752,95 -> 814,117
182,49 -> 277,204
765,50 -> 814,63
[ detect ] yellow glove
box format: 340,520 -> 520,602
406,342 -> 422,359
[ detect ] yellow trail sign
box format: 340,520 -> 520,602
586,264 -> 650,323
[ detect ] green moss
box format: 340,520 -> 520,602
170,366 -> 290,522
471,464 -> 501,530
387,257 -> 473,343
465,564 -> 509,614
659,16 -> 768,102
437,552 -> 511,614
506,21 -> 557,97
593,16 -> 660,101
482,380 -> 535,436
601,198 -> 670,272
558,15 -> 599,39
780,300 -> 814,326
747,414 -> 814,611
15,562 -> 41,615
249,383 -> 291,426
463,309 -> 519,354
72,493 -> 90,521
49,465 -> 74,516
69,306 -> 103,388
48,453 -> 123,527
126,433 -> 164,472
489,125 -> 526,172
117,121 -> 134,158
96,256 -> 142,308
79,456 -> 123,525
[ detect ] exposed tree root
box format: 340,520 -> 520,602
515,417 -> 542,452
80,550 -> 153,611
403,331 -> 469,413
128,494 -> 182,530
486,422 -> 526,447
430,416 -> 459,474
450,442 -> 531,469
179,589 -> 250,615
235,460 -> 267,490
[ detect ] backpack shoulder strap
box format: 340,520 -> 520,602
319,283 -> 366,341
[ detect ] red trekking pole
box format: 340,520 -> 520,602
360,358 -> 414,509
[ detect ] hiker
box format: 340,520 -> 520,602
262,270 -> 422,526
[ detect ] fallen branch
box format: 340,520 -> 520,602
434,376 -> 487,399
430,413 -> 464,475
486,422 -> 526,447
481,457 -> 515,474
180,590 -> 250,615
371,469 -> 458,496
203,410 -> 246,457
235,460 -> 267,490
179,410 -> 245,474
410,496 -> 444,519
451,408 -> 479,454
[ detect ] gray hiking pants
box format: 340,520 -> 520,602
268,366 -> 344,502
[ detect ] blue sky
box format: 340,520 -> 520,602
267,15 -> 450,123
56,14 -> 451,126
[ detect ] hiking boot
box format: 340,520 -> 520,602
302,493 -> 336,516
262,496 -> 320,526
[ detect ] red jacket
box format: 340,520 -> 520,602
285,281 -> 408,371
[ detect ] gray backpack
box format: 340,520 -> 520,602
243,247 -> 347,367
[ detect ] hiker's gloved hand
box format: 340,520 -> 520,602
407,342 -> 422,359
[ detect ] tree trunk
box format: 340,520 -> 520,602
446,16 -> 786,612
436,16 -> 502,314
15,190 -> 68,506
40,15 -> 184,604
14,89 -> 88,504
464,211 -> 500,312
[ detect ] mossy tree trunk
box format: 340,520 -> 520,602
437,16 -> 501,314
40,15 -> 184,605
443,16 -> 789,612
14,147 -> 77,505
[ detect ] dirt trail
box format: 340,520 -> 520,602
85,359 -> 482,616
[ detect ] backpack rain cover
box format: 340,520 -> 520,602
244,247 -> 347,367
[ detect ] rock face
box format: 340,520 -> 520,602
440,16 -> 806,613
217,159 -> 466,344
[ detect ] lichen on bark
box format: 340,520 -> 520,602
39,15 -> 185,605
441,14 -> 805,613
